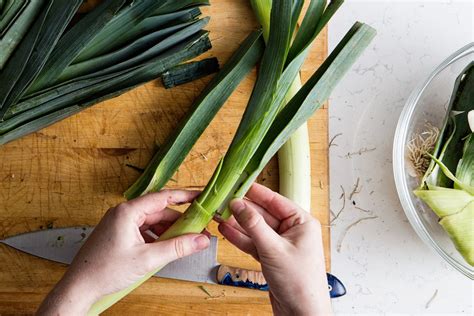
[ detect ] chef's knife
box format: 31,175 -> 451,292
0,227 -> 346,298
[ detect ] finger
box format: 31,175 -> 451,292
148,221 -> 175,237
244,199 -> 280,230
229,199 -> 281,251
142,208 -> 182,226
148,217 -> 207,238
143,234 -> 210,268
218,215 -> 248,236
246,183 -> 307,221
218,222 -> 258,259
123,190 -> 200,224
214,201 -> 279,234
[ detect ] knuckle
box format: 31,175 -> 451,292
114,202 -> 130,216
244,212 -> 262,230
174,238 -> 186,259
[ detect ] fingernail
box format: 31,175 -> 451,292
193,235 -> 209,250
230,199 -> 246,215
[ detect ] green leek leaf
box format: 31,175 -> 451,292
110,7 -> 202,54
124,30 -> 264,199
0,0 -> 83,119
0,106 -> 84,146
0,32 -> 212,137
423,63 -> 474,188
151,0 -> 209,16
0,0 -> 27,36
229,0 -> 292,146
0,32 -> 212,145
74,0 -> 207,62
0,1 -> 52,111
235,0 -> 344,147
51,18 -> 209,88
428,153 -> 474,195
290,0 -> 304,40
287,0 -> 326,62
0,0 -> 44,70
28,0 -> 127,94
455,134 -> 474,187
197,0 -> 293,213
451,63 -> 474,112
226,22 -> 376,215
21,17 -> 209,103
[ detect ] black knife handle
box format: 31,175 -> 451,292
216,265 -> 346,298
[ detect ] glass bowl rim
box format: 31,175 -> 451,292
393,42 -> 474,279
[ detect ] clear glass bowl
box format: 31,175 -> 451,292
393,43 -> 474,279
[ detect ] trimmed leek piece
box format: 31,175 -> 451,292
101,0 -> 376,313
414,62 -> 474,267
0,0 -> 214,145
162,57 -> 220,89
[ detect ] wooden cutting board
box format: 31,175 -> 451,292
0,1 -> 329,314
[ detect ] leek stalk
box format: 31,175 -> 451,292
251,0 -> 343,211
100,0 -> 375,312
124,30 -> 265,199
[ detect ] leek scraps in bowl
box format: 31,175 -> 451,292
410,62 -> 474,266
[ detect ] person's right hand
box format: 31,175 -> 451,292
217,183 -> 332,316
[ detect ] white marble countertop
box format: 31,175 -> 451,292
328,0 -> 473,314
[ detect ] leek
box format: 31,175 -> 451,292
0,0 -> 42,70
27,0 -> 127,94
0,32 -> 212,145
124,30 -> 265,199
414,62 -> 474,266
0,0 -> 83,119
99,0 -> 375,312
251,0 -> 343,211
0,1 -> 213,144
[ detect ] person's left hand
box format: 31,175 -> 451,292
37,190 -> 210,315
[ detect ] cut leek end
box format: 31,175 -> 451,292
413,188 -> 474,218
439,204 -> 474,266
415,188 -> 474,266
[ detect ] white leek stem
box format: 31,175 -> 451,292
278,76 -> 312,212
278,123 -> 312,211
250,0 -> 312,213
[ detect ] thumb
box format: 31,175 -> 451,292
229,199 -> 281,251
145,234 -> 210,267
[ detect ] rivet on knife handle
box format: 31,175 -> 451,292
216,265 -> 346,298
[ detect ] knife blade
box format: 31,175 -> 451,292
0,227 -> 346,298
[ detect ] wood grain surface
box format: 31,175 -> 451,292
0,1 -> 329,314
